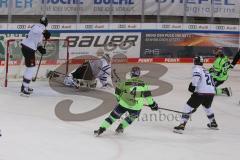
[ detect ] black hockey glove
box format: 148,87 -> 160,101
43,30 -> 51,40
37,46 -> 46,55
149,101 -> 158,111
229,64 -> 234,69
188,82 -> 196,93
209,67 -> 215,73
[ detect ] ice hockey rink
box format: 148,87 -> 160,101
0,63 -> 239,160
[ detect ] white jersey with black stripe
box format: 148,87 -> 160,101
192,65 -> 215,94
21,24 -> 45,50
89,58 -> 111,86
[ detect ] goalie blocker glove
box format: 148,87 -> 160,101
37,46 -> 46,55
43,30 -> 51,40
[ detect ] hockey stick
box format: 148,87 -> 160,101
112,68 -> 121,83
32,41 -> 47,82
157,107 -> 190,115
47,70 -> 69,78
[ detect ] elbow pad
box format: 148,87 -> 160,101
115,87 -> 121,95
43,30 -> 51,40
188,82 -> 196,93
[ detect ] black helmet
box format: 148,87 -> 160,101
213,47 -> 224,57
130,66 -> 141,77
194,56 -> 204,66
40,16 -> 48,27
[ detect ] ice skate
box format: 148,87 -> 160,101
28,87 -> 34,94
20,85 -> 31,97
173,123 -> 186,134
207,119 -> 219,130
115,124 -> 124,134
222,87 -> 232,97
94,127 -> 106,136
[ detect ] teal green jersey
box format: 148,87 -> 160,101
210,56 -> 231,81
115,77 -> 154,111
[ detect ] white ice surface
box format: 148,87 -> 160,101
0,63 -> 240,160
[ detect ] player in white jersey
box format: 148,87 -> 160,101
20,16 -> 51,96
174,56 -> 218,134
63,53 -> 112,89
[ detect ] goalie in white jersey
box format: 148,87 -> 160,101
20,16 -> 51,96
63,53 -> 112,89
174,56 -> 218,134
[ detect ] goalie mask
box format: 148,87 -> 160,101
102,53 -> 111,63
193,56 -> 204,66
40,16 -> 48,27
130,66 -> 141,77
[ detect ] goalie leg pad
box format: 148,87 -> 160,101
78,79 -> 97,88
64,76 -> 79,88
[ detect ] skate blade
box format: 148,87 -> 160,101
115,131 -> 123,135
228,87 -> 232,96
208,127 -> 219,130
94,131 -> 101,137
19,92 -> 30,97
173,129 -> 183,134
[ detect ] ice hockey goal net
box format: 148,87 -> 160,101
0,38 -> 70,87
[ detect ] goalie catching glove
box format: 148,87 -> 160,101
37,46 -> 46,55
43,30 -> 51,40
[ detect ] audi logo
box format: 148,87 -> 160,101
216,26 -> 225,30
17,25 -> 27,29
162,25 -> 170,28
85,25 -> 93,29
51,25 -> 60,29
188,25 -> 197,29
119,24 -> 126,28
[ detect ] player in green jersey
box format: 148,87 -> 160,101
209,47 -> 232,96
94,66 -> 158,136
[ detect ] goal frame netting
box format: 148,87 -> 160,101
1,38 -> 70,87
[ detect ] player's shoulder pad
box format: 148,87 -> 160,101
192,66 -> 202,76
192,65 -> 202,72
32,24 -> 45,33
